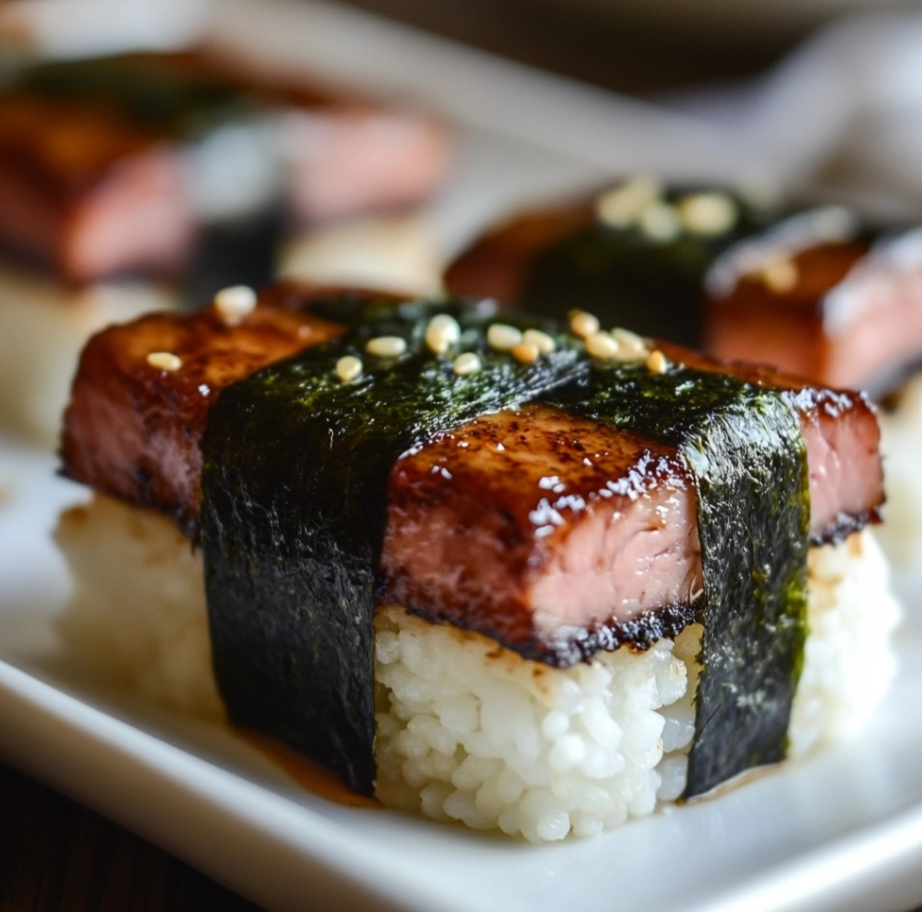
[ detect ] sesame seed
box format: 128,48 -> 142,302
487,323 -> 523,351
677,193 -> 737,237
453,352 -> 481,376
595,176 -> 662,228
611,327 -> 649,361
146,351 -> 182,371
214,285 -> 257,323
762,258 -> 799,294
569,311 -> 600,338
366,335 -> 407,358
511,342 -> 540,364
638,202 -> 681,242
336,355 -> 363,383
585,331 -> 619,360
647,349 -> 668,374
523,328 -> 556,354
425,314 -> 461,355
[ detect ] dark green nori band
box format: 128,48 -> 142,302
10,55 -> 257,137
201,296 -> 809,798
200,302 -> 586,793
518,188 -> 782,346
546,360 -> 809,797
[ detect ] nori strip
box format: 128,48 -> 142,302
200,303 -> 587,793
10,55 -> 258,137
546,359 -> 809,797
518,188 -> 783,345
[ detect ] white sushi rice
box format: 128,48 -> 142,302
278,213 -> 444,297
55,496 -> 223,719
788,530 -> 901,757
374,608 -> 697,841
55,494 -> 900,841
876,373 -> 922,567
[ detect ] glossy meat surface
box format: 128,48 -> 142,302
381,404 -> 700,661
380,356 -> 883,659
60,290 -> 342,535
655,341 -> 885,543
707,236 -> 922,390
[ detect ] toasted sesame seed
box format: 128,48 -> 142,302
647,349 -> 668,374
595,176 -> 662,228
214,285 -> 257,323
487,323 -> 523,351
523,328 -> 556,354
569,311 -> 600,338
677,193 -> 737,237
336,355 -> 363,383
425,314 -> 461,354
638,202 -> 681,242
762,258 -> 798,294
511,342 -> 540,364
146,351 -> 182,371
453,352 -> 481,376
585,331 -> 619,360
366,335 -> 407,358
611,327 -> 649,361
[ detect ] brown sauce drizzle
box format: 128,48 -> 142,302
239,729 -> 380,809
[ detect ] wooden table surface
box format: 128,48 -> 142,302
0,759 -> 261,911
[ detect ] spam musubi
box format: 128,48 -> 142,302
54,284 -> 900,841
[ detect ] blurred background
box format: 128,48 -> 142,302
335,0 -> 922,93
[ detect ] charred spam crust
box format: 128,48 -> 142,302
379,407 -> 697,659
396,599 -> 700,668
812,508 -> 884,546
58,282 -> 433,533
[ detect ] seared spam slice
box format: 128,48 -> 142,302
381,404 -> 700,663
61,287 -> 883,543
0,93 -> 195,282
654,340 -> 885,543
60,285 -> 343,535
705,230 -> 922,390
